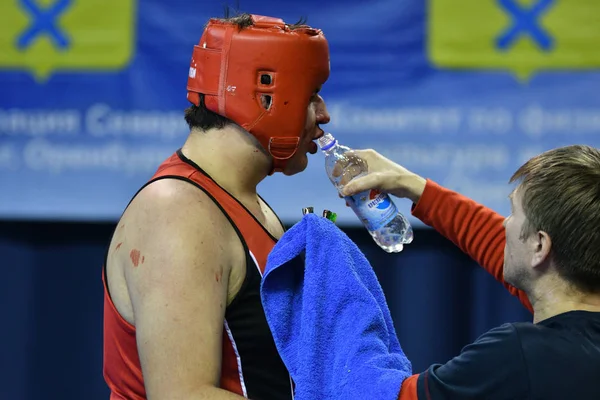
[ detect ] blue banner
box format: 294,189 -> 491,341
2,0 -> 600,226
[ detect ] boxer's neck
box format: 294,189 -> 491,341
180,126 -> 272,199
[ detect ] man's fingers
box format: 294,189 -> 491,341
344,149 -> 372,160
341,174 -> 379,196
337,192 -> 352,207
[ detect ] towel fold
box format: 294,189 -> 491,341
261,214 -> 412,400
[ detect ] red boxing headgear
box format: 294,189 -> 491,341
186,14 -> 330,173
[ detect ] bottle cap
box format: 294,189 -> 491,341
317,132 -> 337,151
322,210 -> 337,223
302,207 -> 314,215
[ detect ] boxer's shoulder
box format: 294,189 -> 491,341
106,177 -> 246,324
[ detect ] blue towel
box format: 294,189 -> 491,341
261,214 -> 412,400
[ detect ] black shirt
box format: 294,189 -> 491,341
417,311 -> 600,399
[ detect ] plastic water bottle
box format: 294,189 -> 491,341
317,132 -> 413,253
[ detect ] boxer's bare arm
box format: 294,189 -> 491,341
122,179 -> 247,400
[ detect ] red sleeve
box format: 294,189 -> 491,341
411,179 -> 532,313
398,374 -> 419,400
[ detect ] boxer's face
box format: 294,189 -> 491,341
282,90 -> 330,176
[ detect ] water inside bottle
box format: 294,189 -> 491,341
318,132 -> 413,253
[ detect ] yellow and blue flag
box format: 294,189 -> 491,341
428,0 -> 600,80
0,0 -> 137,82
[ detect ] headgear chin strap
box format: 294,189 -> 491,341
186,14 -> 330,174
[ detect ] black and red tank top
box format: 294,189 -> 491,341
102,150 -> 293,399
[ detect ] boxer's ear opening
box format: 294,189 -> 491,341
261,94 -> 272,110
260,74 -> 273,85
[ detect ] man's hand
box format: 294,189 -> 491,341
339,149 -> 427,204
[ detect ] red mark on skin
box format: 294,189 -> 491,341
130,249 -> 141,267
115,242 -> 123,251
141,256 -> 145,264
215,266 -> 223,283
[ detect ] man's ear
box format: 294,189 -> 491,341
530,230 -> 552,270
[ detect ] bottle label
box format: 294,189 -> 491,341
347,189 -> 398,231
